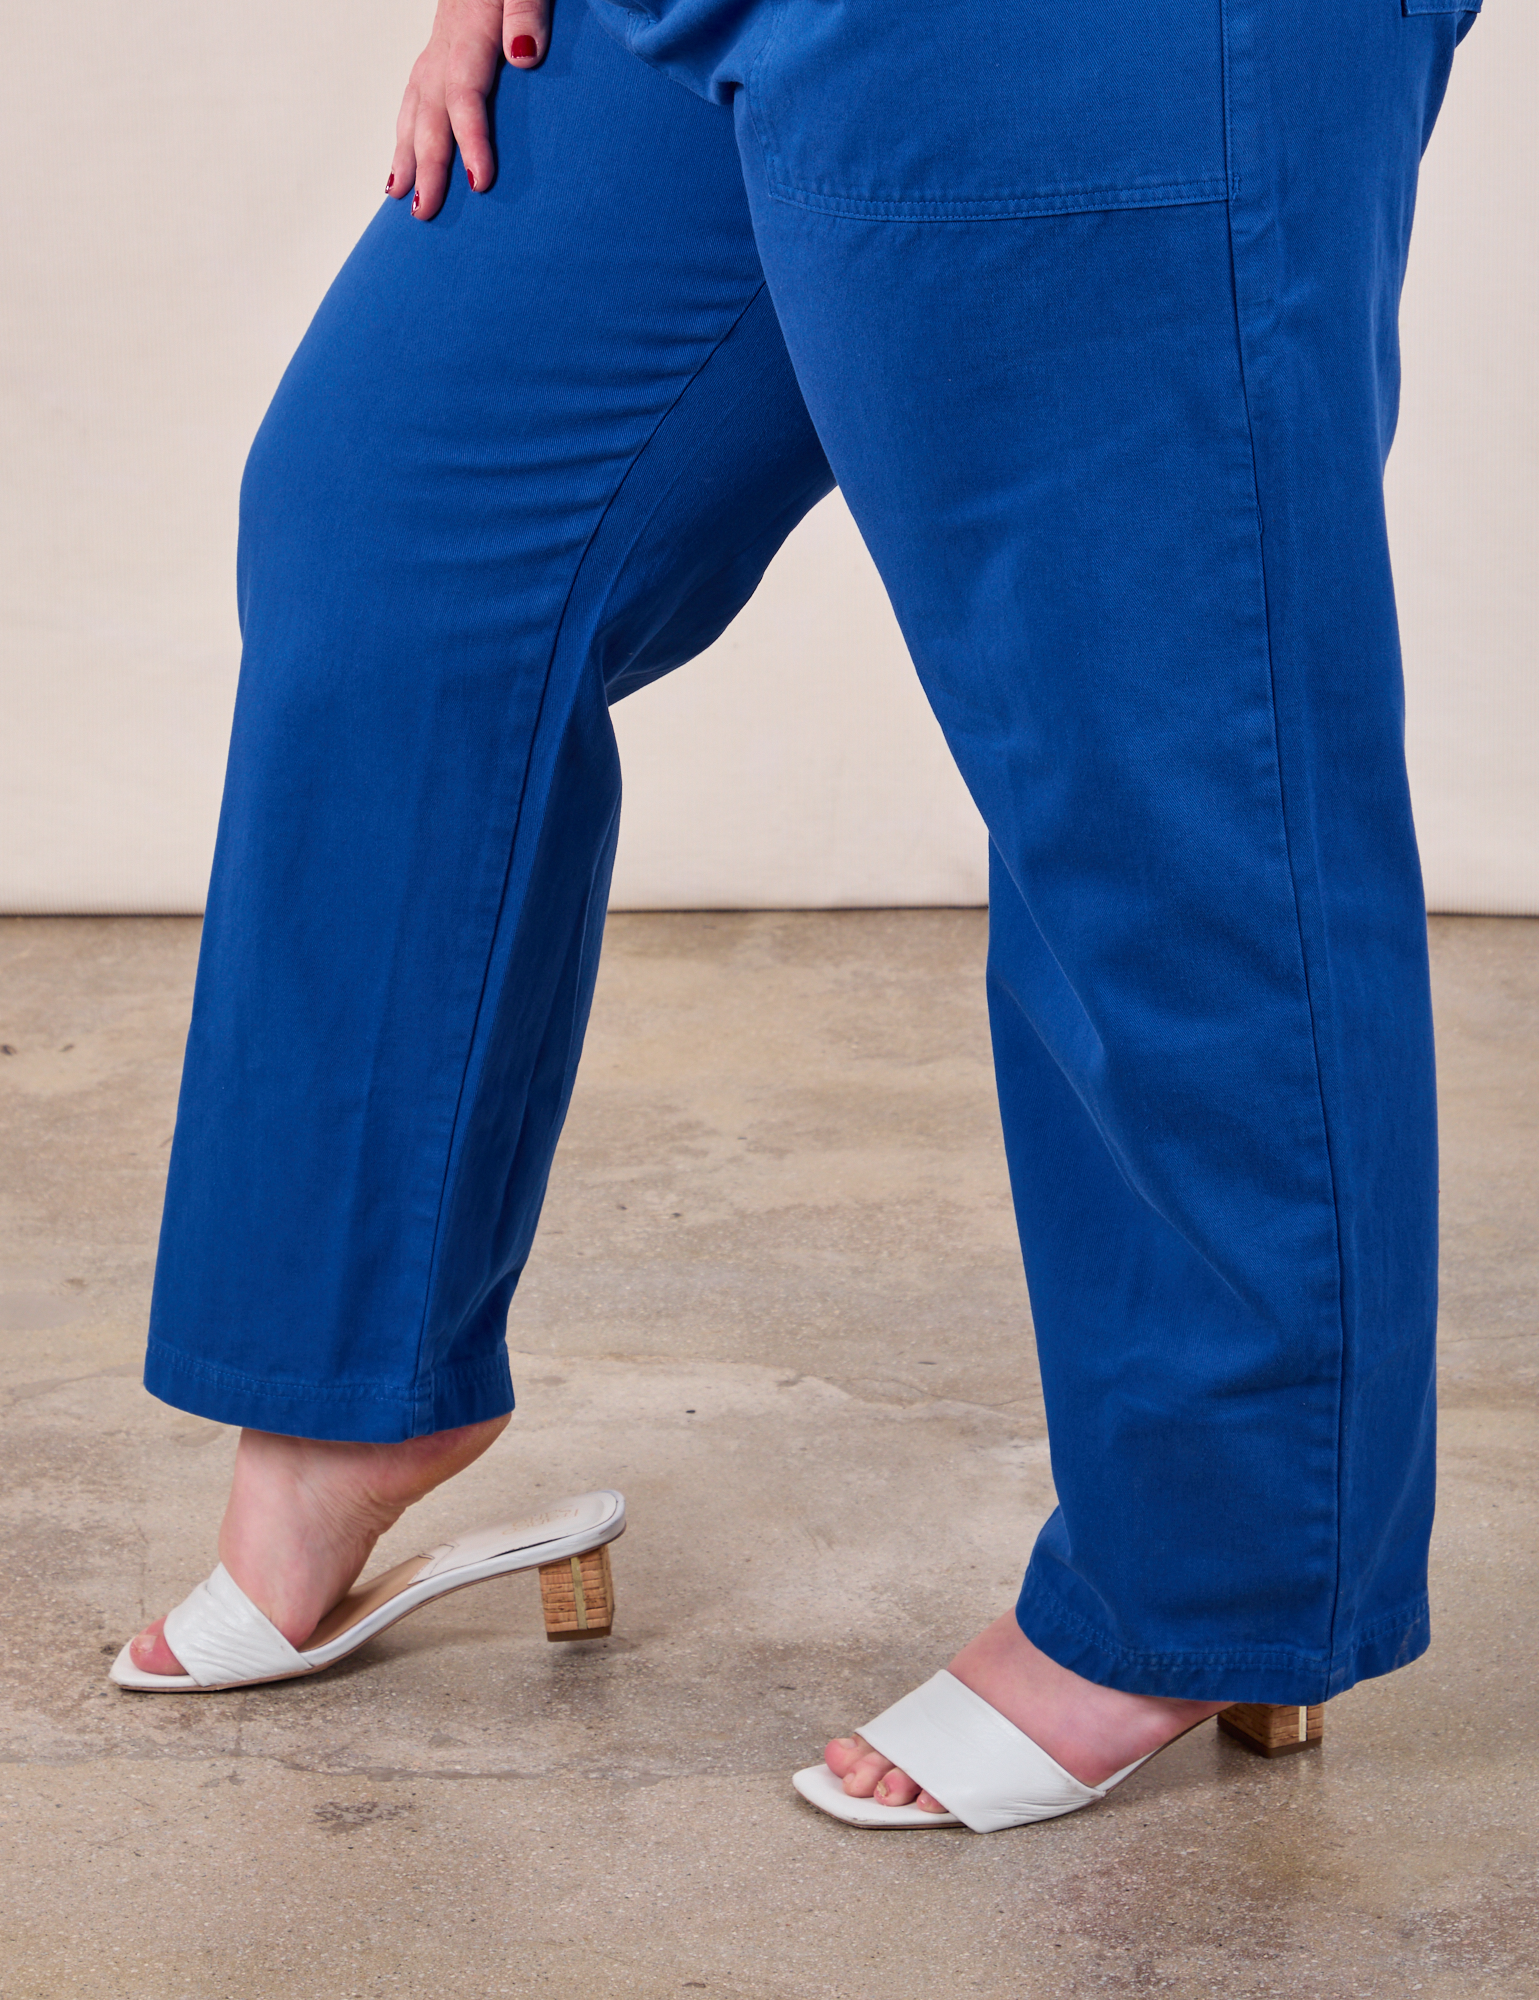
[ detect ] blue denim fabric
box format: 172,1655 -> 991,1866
145,0 -> 1475,1701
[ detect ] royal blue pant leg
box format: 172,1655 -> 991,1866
603,0 -> 1475,1698
144,7 -> 830,1440
147,0 -> 1477,1703
1216,0 -> 1478,1698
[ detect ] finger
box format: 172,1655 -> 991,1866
388,82 -> 420,199
504,0 -> 550,66
444,12 -> 503,195
411,107 -> 456,219
444,78 -> 495,195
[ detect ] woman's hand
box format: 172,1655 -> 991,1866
388,0 -> 551,219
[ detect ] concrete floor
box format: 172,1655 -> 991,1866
1,910 -> 1536,1999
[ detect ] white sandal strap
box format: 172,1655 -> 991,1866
861,1670 -> 1110,1834
415,1490 -> 622,1580
162,1563 -> 311,1687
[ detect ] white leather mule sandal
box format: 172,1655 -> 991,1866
109,1488 -> 625,1692
792,1672 -> 1325,1832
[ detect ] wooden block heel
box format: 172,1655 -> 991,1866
1217,1702 -> 1325,1757
538,1543 -> 615,1641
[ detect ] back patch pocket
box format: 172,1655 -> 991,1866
752,0 -> 1229,220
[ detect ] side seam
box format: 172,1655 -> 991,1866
1218,0 -> 1351,1696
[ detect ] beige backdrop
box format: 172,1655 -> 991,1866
0,3 -> 1532,914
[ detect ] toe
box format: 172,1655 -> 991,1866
873,1764 -> 921,1806
128,1617 -> 187,1677
821,1732 -> 951,1814
823,1734 -> 867,1780
825,1734 -> 891,1796
840,1749 -> 898,1800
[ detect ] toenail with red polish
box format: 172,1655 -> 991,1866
512,34 -> 537,58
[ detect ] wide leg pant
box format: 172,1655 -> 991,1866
145,0 -> 1479,1702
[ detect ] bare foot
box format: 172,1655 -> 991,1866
128,1416 -> 510,1675
824,1612 -> 1230,1813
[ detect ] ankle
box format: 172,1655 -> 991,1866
946,1613 -> 1228,1787
211,1418 -> 512,1645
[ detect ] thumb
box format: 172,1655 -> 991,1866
504,0 -> 550,67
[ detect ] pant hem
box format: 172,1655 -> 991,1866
1016,1567 -> 1430,1704
142,1336 -> 515,1443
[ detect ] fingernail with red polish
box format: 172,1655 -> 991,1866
467,168 -> 477,190
511,34 -> 537,58
386,172 -> 395,191
412,191 -> 421,214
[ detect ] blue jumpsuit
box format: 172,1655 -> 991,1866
144,0 -> 1481,1704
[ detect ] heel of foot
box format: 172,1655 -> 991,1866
1217,1702 -> 1325,1757
539,1544 -> 615,1641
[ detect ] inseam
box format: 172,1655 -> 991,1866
404,283 -> 775,1423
